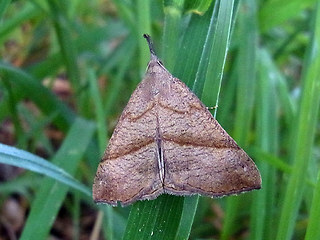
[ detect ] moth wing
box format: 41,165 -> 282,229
157,78 -> 261,196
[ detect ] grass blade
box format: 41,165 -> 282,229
162,0 -> 184,70
0,142 -> 90,196
0,62 -> 75,131
19,118 -> 95,240
222,0 -> 257,238
0,2 -> 41,42
276,2 -> 320,239
47,0 -> 80,92
0,0 -> 11,21
305,170 -> 320,240
88,69 -> 107,154
136,0 -> 151,76
259,0 -> 317,33
250,48 -> 279,239
201,0 -> 235,115
124,196 -> 184,240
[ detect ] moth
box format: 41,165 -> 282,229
93,34 -> 261,207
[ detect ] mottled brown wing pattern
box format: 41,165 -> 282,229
93,34 -> 261,207
156,76 -> 261,197
93,80 -> 164,206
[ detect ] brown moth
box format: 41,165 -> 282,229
93,34 -> 261,207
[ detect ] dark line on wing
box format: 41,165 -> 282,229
106,139 -> 155,160
107,136 -> 239,161
162,137 -> 240,149
121,102 -> 156,121
158,101 -> 204,114
121,91 -> 207,121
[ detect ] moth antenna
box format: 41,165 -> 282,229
143,34 -> 158,59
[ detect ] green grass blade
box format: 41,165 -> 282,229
88,69 -> 107,154
0,174 -> 41,196
221,0 -> 257,239
0,62 -> 75,130
250,48 -> 279,240
20,118 -> 95,240
259,0 -> 317,33
1,78 -> 24,147
0,142 -> 90,196
183,0 -> 212,14
0,2 -> 41,42
249,147 -> 291,174
98,36 -> 136,76
47,0 -> 80,83
173,3 -> 213,87
162,0 -> 184,70
0,0 -> 11,21
174,196 -> 199,240
124,195 -> 184,240
103,38 -> 136,117
232,0 -> 257,145
276,2 -> 320,240
189,2 -> 218,96
137,0 -> 151,76
200,0 -> 235,115
305,170 -> 320,240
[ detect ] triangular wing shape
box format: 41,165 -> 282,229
93,34 -> 261,207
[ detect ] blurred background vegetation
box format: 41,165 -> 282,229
0,0 -> 320,240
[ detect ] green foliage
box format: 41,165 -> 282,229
0,0 -> 319,239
